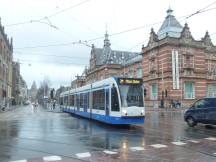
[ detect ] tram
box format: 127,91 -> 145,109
60,77 -> 145,125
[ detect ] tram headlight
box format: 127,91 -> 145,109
122,109 -> 127,115
141,110 -> 144,115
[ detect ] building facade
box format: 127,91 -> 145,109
0,19 -> 13,107
85,31 -> 139,84
12,62 -> 28,105
71,8 -> 216,108
142,8 -> 216,108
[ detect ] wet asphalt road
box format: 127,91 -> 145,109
0,105 -> 215,162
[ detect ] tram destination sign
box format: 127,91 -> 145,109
118,78 -> 142,85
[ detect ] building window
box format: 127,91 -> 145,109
206,84 -> 216,97
183,54 -> 194,69
149,60 -> 156,72
136,68 -> 142,78
184,69 -> 194,76
128,69 -> 133,78
150,84 -> 158,100
184,82 -> 195,99
212,66 -> 216,79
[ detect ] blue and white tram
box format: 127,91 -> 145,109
59,77 -> 145,125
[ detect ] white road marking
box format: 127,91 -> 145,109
9,160 -> 27,162
172,141 -> 187,146
150,144 -> 167,148
205,137 -> 216,141
213,153 -> 216,155
188,140 -> 200,143
130,147 -> 145,151
76,152 -> 91,158
43,156 -> 62,161
103,150 -> 118,154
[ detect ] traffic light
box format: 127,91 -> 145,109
144,88 -> 147,97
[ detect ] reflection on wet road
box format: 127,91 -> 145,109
0,105 -> 215,162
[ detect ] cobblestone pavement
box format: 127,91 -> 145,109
0,105 -> 215,162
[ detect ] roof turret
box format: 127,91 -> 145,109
157,8 -> 183,40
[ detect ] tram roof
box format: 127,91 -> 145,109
60,77 -> 117,96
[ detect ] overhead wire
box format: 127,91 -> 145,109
14,5 -> 216,50
14,51 -> 88,60
185,0 -> 216,19
11,0 -> 216,52
127,1 -> 216,51
5,0 -> 91,27
15,58 -> 88,66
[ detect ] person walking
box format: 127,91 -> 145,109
53,100 -> 56,110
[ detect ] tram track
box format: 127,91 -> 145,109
4,120 -> 214,159
1,108 -> 216,161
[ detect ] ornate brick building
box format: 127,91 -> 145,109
142,8 -> 216,108
0,19 -> 13,107
72,8 -> 216,108
85,31 -> 140,84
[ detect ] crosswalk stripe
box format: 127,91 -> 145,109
172,141 -> 187,146
9,160 -> 27,162
43,155 -> 62,161
76,152 -> 91,158
205,137 -> 216,141
150,144 -> 167,148
103,150 -> 118,154
188,140 -> 200,143
130,147 -> 145,151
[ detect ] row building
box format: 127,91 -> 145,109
72,8 -> 216,108
0,19 -> 27,107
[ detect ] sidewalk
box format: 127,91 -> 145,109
0,105 -> 22,113
145,106 -> 187,112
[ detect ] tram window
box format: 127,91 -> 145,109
111,87 -> 120,111
80,93 -> 84,108
119,84 -> 144,107
64,96 -> 68,106
87,93 -> 89,109
83,93 -> 88,109
76,94 -> 80,109
60,97 -> 63,105
93,90 -> 105,110
69,95 -> 74,106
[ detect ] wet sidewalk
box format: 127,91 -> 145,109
0,105 -> 20,113
145,107 -> 187,112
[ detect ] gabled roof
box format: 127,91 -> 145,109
157,8 -> 183,40
93,31 -> 138,66
95,47 -> 138,66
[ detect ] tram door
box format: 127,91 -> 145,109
105,88 -> 109,116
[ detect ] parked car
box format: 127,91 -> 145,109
184,97 -> 216,127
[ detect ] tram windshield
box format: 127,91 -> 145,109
118,84 -> 144,107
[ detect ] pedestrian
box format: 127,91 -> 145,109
53,100 -> 56,110
50,101 -> 53,111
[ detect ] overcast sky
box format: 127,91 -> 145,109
0,0 -> 216,89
